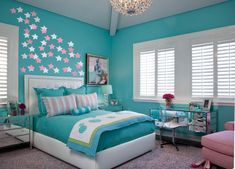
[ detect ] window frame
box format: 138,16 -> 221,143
191,42 -> 214,98
0,23 -> 19,107
133,39 -> 176,102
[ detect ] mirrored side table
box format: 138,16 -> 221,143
0,114 -> 32,151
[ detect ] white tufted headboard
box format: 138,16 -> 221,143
24,75 -> 84,114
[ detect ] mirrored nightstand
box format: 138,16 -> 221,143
0,114 -> 32,151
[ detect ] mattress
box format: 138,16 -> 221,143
34,110 -> 155,152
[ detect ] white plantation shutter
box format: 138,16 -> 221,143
0,37 -> 8,104
192,43 -> 214,97
217,40 -> 235,97
139,51 -> 155,97
157,48 -> 175,96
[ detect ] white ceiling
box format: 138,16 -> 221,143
17,0 -> 226,35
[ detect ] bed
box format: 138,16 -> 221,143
25,75 -> 156,169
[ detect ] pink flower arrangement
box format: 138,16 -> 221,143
162,93 -> 174,100
19,103 -> 26,110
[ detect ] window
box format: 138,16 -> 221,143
0,23 -> 18,106
217,40 -> 235,97
192,43 -> 214,97
139,51 -> 155,97
134,25 -> 235,103
133,48 -> 175,100
0,37 -> 8,104
157,48 -> 175,96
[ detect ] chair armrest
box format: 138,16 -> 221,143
224,121 -> 235,131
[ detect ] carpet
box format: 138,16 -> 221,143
0,143 -> 215,169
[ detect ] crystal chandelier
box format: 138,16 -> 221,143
110,0 -> 152,16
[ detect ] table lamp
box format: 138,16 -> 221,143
101,85 -> 113,106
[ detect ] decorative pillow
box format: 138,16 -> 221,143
64,86 -> 86,95
75,93 -> 98,110
42,95 -> 77,117
34,87 -> 65,116
71,106 -> 91,115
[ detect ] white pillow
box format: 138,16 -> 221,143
43,95 -> 77,117
74,93 -> 98,110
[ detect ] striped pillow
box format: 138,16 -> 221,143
75,93 -> 98,110
42,95 -> 77,117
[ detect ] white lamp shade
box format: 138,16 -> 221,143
102,85 -> 113,95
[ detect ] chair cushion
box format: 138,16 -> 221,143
201,131 -> 234,156
224,121 -> 235,131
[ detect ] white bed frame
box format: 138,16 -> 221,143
24,75 -> 156,169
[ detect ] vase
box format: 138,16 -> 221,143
165,99 -> 172,109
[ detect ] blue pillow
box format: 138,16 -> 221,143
64,86 -> 86,95
34,87 -> 65,116
72,106 -> 91,116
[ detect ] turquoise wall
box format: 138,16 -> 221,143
0,0 -> 111,103
110,0 -> 235,131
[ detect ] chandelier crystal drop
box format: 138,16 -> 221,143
110,0 -> 152,16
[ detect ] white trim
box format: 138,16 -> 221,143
133,25 -> 235,103
0,23 -> 19,102
33,131 -> 155,169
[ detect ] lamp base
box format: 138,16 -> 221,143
104,94 -> 109,106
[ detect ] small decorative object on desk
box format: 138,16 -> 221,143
162,93 -> 174,109
202,99 -> 212,111
189,102 -> 202,111
19,103 -> 26,115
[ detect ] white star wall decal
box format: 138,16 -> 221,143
41,52 -> 47,58
68,41 -> 74,47
56,56 -> 62,61
51,34 -> 57,39
54,67 -> 59,73
22,42 -> 28,47
29,46 -> 35,52
32,34 -> 38,40
79,71 -> 85,76
34,16 -> 40,22
41,40 -> 47,46
17,7 -> 23,13
17,17 -> 23,22
24,12 -> 30,18
22,53 -> 27,59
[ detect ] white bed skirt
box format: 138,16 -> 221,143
33,132 -> 156,169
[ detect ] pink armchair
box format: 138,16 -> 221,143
192,121 -> 234,169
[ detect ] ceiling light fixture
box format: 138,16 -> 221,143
110,0 -> 152,16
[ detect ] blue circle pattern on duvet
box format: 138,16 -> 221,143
78,123 -> 87,133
